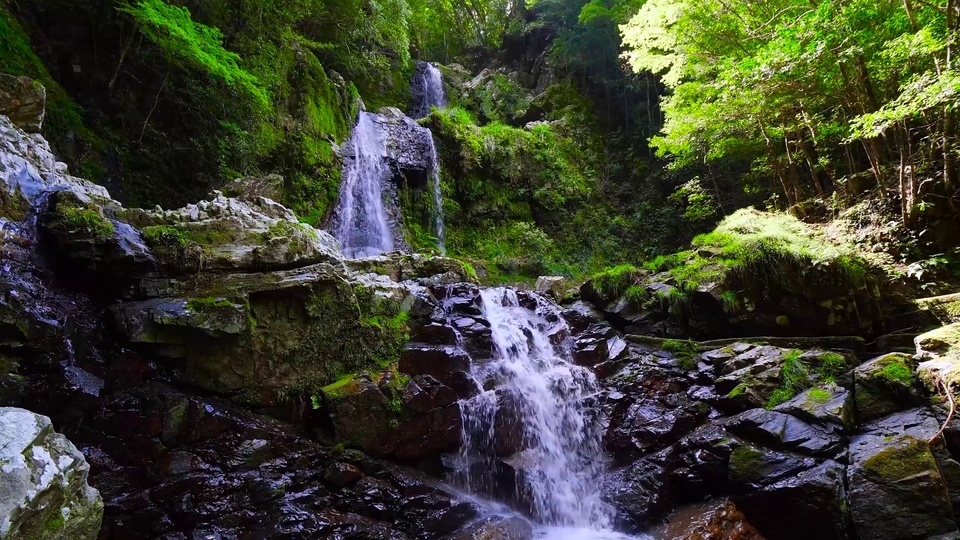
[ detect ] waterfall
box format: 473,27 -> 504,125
456,288 -> 641,539
412,61 -> 449,256
412,62 -> 449,119
426,136 -> 446,255
333,112 -> 395,258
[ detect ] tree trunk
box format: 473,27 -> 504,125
109,20 -> 140,94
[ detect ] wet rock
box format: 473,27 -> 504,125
411,323 -> 460,346
120,189 -> 343,273
321,371 -> 462,460
847,409 -> 958,539
725,409 -> 844,457
399,344 -> 472,388
115,267 -> 419,406
734,460 -> 848,540
1,115 -> 109,214
772,382 -> 853,431
346,253 -> 479,284
324,462 -> 364,487
0,74 -> 45,133
854,353 -> 921,423
916,323 -> 960,389
725,442 -> 816,491
447,515 -> 535,540
650,499 -> 764,540
560,301 -> 604,333
607,448 -> 674,528
379,106 -> 435,172
0,407 -> 103,539
83,384 -> 467,539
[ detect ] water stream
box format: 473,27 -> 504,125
456,288 -> 645,539
414,62 -> 448,255
333,111 -> 395,258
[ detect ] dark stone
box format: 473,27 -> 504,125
847,409 -> 958,540
725,409 -> 844,457
447,515 -> 535,540
734,460 -> 849,540
324,462 -> 364,488
399,344 -> 472,388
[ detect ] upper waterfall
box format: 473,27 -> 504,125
332,111 -> 395,258
411,62 -> 449,119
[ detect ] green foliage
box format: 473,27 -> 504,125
591,264 -> 642,298
765,349 -> 809,409
142,225 -> 188,247
58,207 -> 115,238
428,103 -> 633,280
816,352 -> 848,379
0,6 -> 105,181
621,0 -> 960,219
121,0 -> 267,107
661,339 -> 700,369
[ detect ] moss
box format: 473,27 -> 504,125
817,352 -> 848,379
43,510 -> 66,532
319,373 -> 360,401
863,437 -> 937,480
57,207 -> 115,238
624,285 -> 648,307
661,339 -> 701,370
186,297 -> 235,311
637,208 -> 875,306
727,383 -> 748,398
807,387 -> 832,403
729,445 -> 765,481
591,264 -> 642,299
765,388 -> 796,409
142,225 -> 188,247
878,361 -> 914,387
0,186 -> 28,222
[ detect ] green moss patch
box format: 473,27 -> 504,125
56,207 -> 115,238
863,437 -> 937,481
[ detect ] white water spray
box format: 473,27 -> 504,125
333,112 -> 394,258
421,63 -> 448,113
457,288 -> 640,539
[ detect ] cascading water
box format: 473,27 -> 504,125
426,136 -> 446,255
456,288 -> 644,539
412,62 -> 449,119
412,62 -> 448,255
333,112 -> 395,258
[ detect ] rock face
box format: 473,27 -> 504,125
0,75 -> 45,133
0,408 -> 102,539
591,319 -> 960,540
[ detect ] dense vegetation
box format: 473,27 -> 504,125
2,0 -> 959,282
622,0 -> 960,238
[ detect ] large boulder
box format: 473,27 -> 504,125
112,267 -> 421,406
119,189 -> 343,274
847,409 -> 959,539
0,75 -> 45,133
582,209 -> 917,340
0,408 -> 102,539
853,353 -> 921,423
318,371 -> 462,460
734,460 -> 848,540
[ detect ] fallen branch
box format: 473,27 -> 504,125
930,372 -> 957,443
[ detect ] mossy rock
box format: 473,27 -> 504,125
854,353 -> 920,424
113,266 -> 416,407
